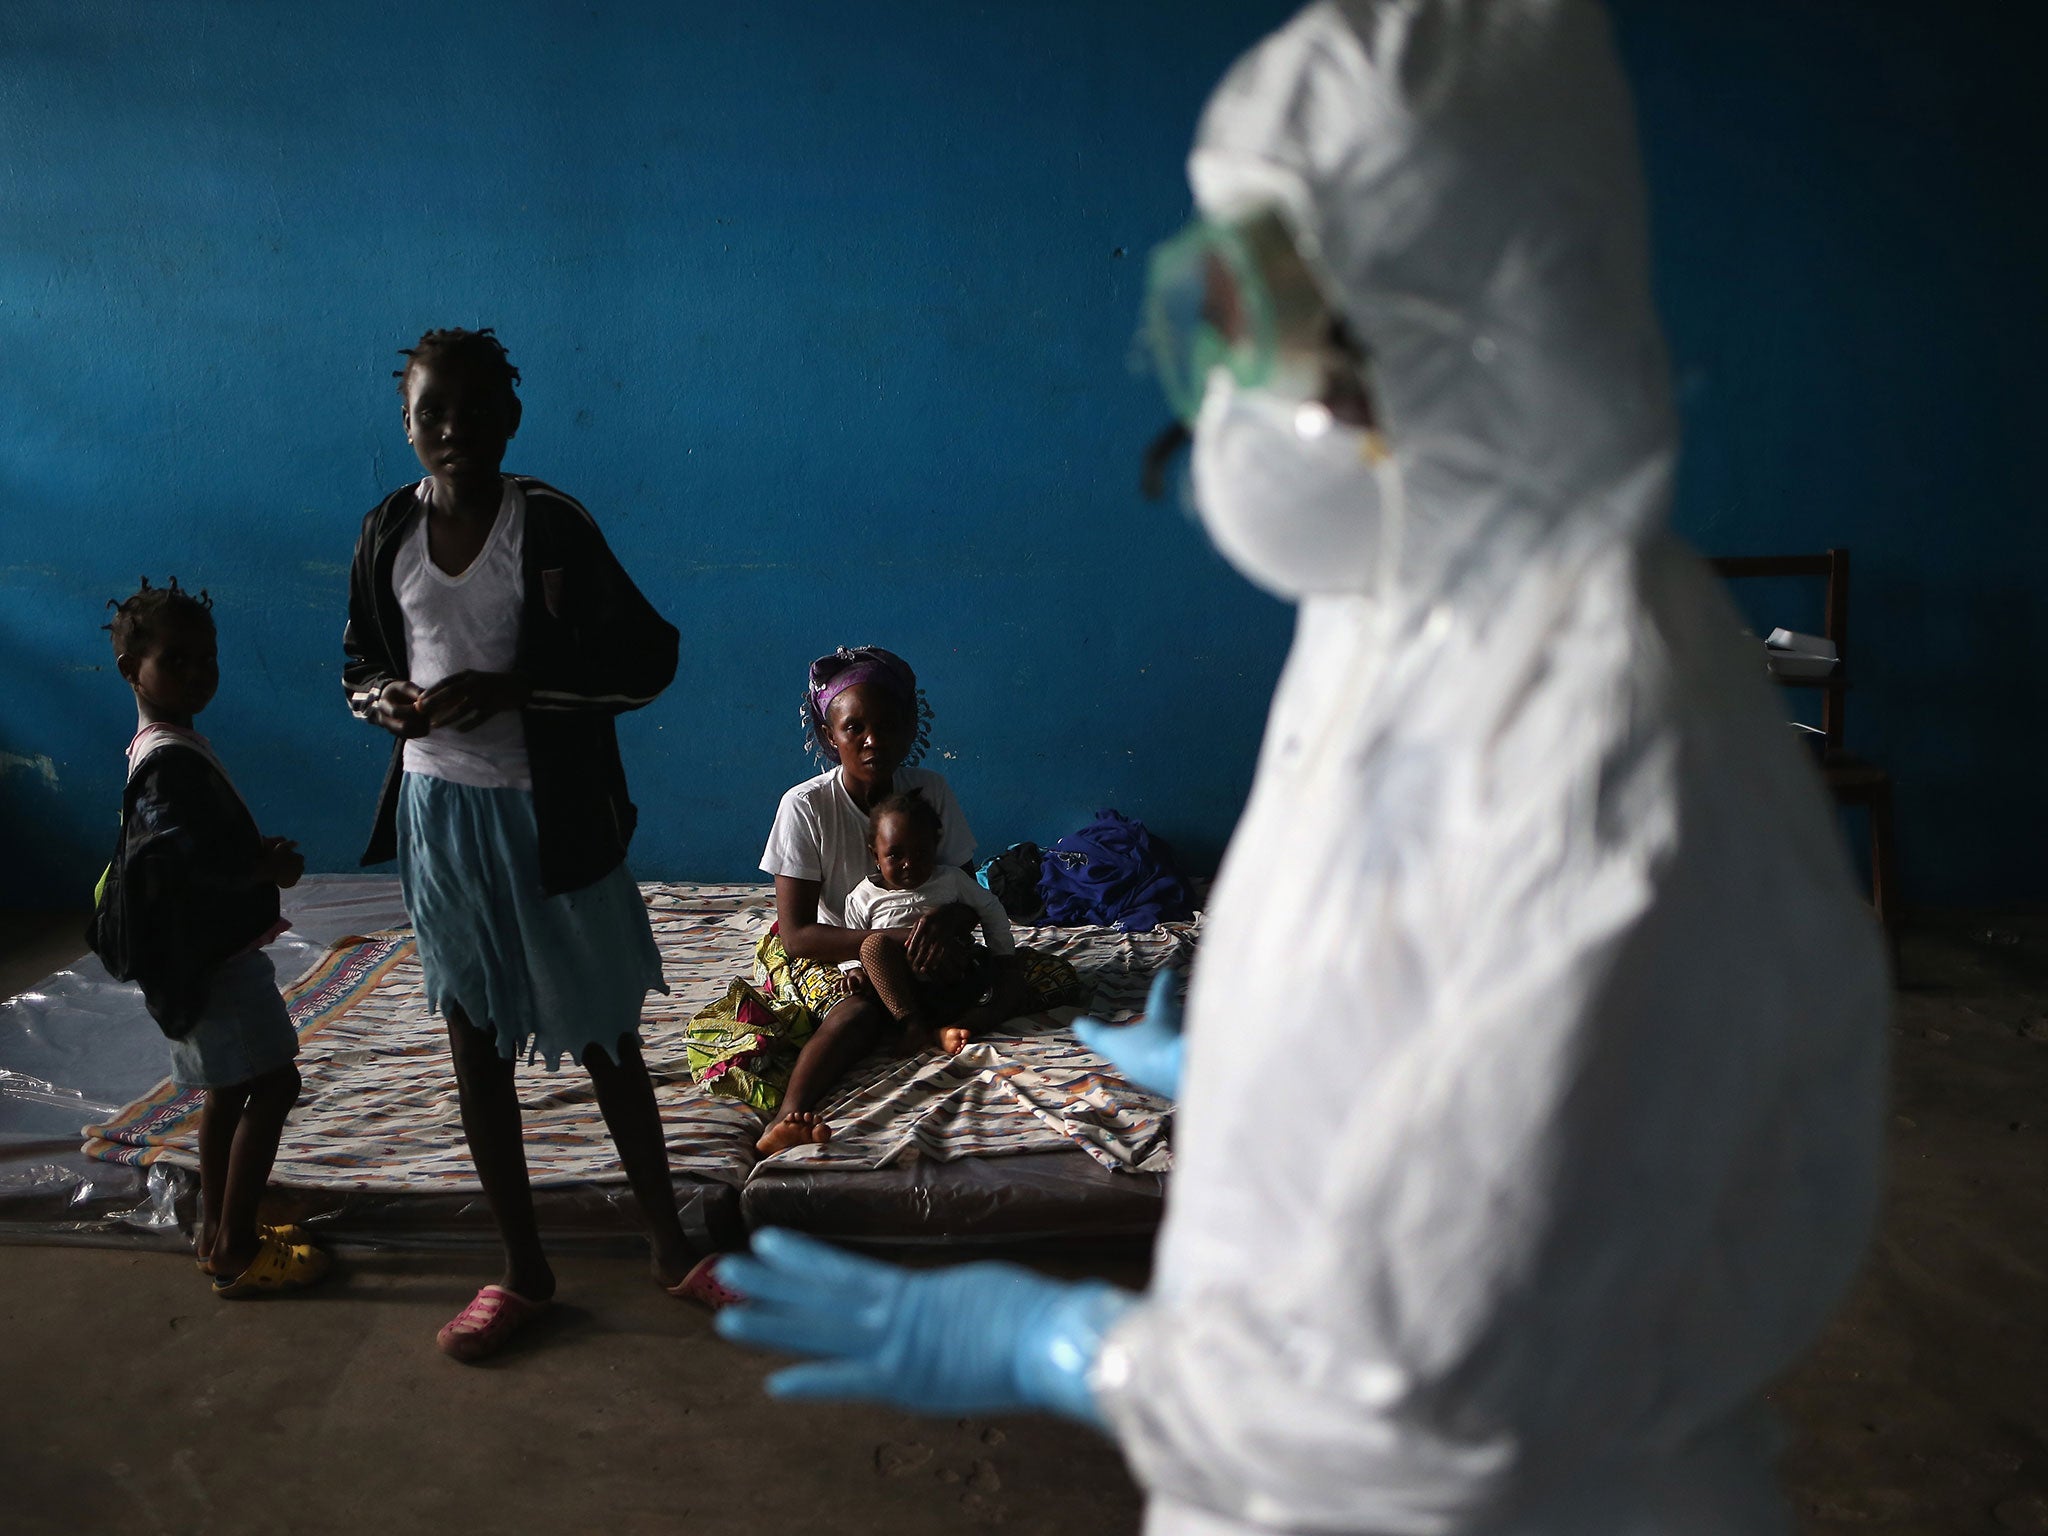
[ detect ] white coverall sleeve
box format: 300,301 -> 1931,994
1093,827 -> 1880,1533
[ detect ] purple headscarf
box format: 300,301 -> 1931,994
802,646 -> 933,766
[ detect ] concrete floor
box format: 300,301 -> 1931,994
3,908 -> 2045,1535
0,1246 -> 1143,1536
1768,909 -> 2048,1536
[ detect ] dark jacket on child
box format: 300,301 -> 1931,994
88,741 -> 281,1038
341,476 -> 678,896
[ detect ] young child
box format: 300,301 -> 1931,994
341,326 -> 731,1359
844,790 -> 1018,1055
88,578 -> 329,1298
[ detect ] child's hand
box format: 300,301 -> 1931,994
371,680 -> 430,739
261,836 -> 305,890
418,670 -> 531,732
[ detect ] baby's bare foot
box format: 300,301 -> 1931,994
756,1109 -> 833,1156
940,1027 -> 971,1055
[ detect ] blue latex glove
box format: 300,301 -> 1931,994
715,1228 -> 1134,1427
1072,968 -> 1185,1098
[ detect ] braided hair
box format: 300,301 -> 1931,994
393,326 -> 521,406
105,576 -> 213,660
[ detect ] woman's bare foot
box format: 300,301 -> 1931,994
940,1027 -> 971,1055
756,1109 -> 833,1156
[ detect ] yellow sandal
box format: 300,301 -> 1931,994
212,1229 -> 331,1298
196,1221 -> 310,1275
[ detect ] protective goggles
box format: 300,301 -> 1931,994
1142,207 -> 1344,424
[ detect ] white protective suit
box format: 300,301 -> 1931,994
1092,3 -> 1890,1533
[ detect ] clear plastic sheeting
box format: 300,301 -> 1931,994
1,1146 -> 741,1257
0,1145 -> 172,1245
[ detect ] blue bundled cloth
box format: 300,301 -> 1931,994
1039,810 -> 1195,932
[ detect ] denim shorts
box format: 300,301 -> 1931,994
167,950 -> 300,1090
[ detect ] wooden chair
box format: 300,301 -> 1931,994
1709,550 -> 1899,957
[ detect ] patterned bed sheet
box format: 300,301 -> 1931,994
80,883 -> 1193,1193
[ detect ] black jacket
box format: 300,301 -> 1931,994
87,743 -> 281,1039
341,476 -> 678,895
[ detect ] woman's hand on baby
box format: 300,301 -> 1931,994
370,680 -> 430,739
417,670 -> 531,732
260,836 -> 305,890
906,904 -> 976,976
1073,969 -> 1185,1098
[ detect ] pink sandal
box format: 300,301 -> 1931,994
436,1284 -> 547,1361
667,1255 -> 743,1311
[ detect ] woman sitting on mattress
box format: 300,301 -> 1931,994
745,645 -> 1080,1156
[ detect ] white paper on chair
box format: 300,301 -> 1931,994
1763,627 -> 1838,679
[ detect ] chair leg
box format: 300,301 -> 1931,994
1868,779 -> 1900,973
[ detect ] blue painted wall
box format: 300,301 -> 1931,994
1612,0 -> 2048,907
2,1 -> 2041,909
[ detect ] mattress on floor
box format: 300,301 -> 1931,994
741,1149 -> 1167,1245
734,1010 -> 1179,1243
58,881 -> 1191,1247
80,924 -> 764,1193
730,894 -> 1191,1241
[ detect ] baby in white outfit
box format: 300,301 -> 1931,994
844,789 -> 1015,1053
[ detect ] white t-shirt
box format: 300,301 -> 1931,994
128,721 -> 234,788
844,865 -> 1015,953
759,766 -> 975,926
394,477 -> 531,790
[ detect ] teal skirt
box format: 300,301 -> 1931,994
397,773 -> 666,1070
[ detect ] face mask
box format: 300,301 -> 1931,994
1190,373 -> 1393,601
